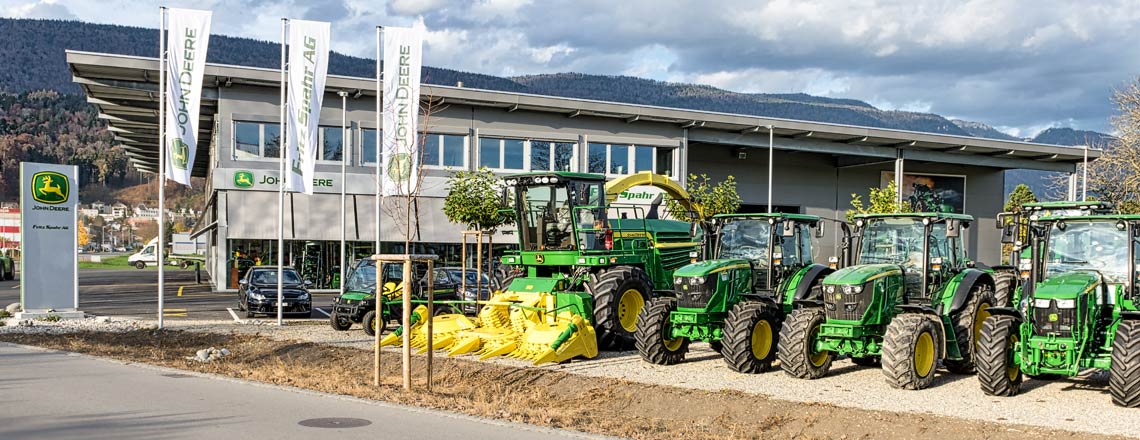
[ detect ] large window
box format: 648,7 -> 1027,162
361,128 -> 379,165
422,134 -> 467,168
318,126 -> 346,162
481,137 -> 576,171
587,143 -> 674,176
233,121 -> 282,159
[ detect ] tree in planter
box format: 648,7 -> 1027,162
442,167 -> 515,283
846,180 -> 912,222
665,173 -> 742,223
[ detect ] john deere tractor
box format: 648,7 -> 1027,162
382,171 -> 703,364
635,213 -> 846,373
976,213 -> 1140,407
779,213 -> 999,390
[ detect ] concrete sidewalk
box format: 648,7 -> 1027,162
0,343 -> 608,440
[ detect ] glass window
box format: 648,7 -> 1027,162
635,145 -> 654,173
361,129 -> 378,165
503,139 -> 525,170
656,148 -> 674,176
588,143 -> 607,173
423,134 -> 440,166
234,122 -> 260,159
321,126 -> 343,161
609,144 -> 629,174
530,141 -> 551,171
442,135 -> 465,167
554,142 -> 574,172
479,138 -> 500,169
264,124 -> 282,158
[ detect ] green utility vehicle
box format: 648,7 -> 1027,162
976,214 -> 1140,407
779,213 -> 999,390
329,260 -> 459,336
496,171 -> 703,350
635,213 -> 845,373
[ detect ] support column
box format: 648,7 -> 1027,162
894,150 -> 905,206
1068,173 -> 1078,200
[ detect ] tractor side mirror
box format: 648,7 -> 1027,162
499,187 -> 509,207
1001,222 -> 1016,244
946,219 -> 961,238
996,213 -> 1010,229
815,223 -> 825,238
781,221 -> 795,237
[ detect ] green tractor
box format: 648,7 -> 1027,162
997,201 -> 1115,266
976,213 -> 1140,407
635,213 -> 847,373
779,213 -> 1001,390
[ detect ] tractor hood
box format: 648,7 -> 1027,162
824,264 -> 902,285
340,291 -> 373,301
1033,271 -> 1101,300
673,259 -> 751,278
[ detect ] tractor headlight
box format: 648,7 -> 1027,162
674,277 -> 683,285
1034,298 -> 1052,308
690,276 -> 706,285
1054,299 -> 1076,309
825,285 -> 836,294
843,284 -> 863,294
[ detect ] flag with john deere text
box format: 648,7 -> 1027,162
285,19 -> 330,194
381,27 -> 423,196
164,8 -> 211,186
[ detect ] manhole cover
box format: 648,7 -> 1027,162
298,418 -> 372,429
161,373 -> 193,378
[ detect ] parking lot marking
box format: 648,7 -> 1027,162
315,308 -> 331,317
162,308 -> 188,317
226,308 -> 242,322
177,286 -> 184,297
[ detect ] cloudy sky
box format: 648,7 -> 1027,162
5,0 -> 1139,136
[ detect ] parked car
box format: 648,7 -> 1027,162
329,260 -> 462,335
237,266 -> 312,318
437,267 -> 494,314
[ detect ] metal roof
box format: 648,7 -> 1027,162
66,50 -> 1097,177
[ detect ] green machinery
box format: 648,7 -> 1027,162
997,201 -> 1114,266
635,213 -> 845,373
778,213 -> 1002,390
976,213 -> 1140,407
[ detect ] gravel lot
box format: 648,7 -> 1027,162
5,315 -> 1135,438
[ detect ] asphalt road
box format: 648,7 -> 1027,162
0,269 -> 338,322
0,343 -> 601,440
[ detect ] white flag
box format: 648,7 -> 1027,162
381,27 -> 423,196
285,20 -> 331,194
164,8 -> 211,186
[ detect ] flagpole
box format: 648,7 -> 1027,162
375,26 -> 383,255
157,6 -> 167,329
1082,144 -> 1088,201
277,17 -> 288,327
339,90 -> 348,295
767,124 -> 773,214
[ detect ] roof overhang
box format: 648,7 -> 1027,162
67,50 -> 1096,175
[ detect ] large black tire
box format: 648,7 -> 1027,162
635,298 -> 689,365
586,266 -> 652,350
882,313 -> 942,390
493,265 -> 521,291
722,301 -> 781,373
976,315 -> 1023,396
1110,320 -> 1140,407
992,271 -> 1016,307
329,310 -> 352,331
0,263 -> 6,281
362,310 -> 379,337
944,284 -> 997,374
778,307 -> 832,379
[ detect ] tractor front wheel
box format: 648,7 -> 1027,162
362,310 -> 379,337
945,283 -> 996,374
976,315 -> 1022,396
1110,320 -> 1140,407
722,301 -> 780,373
587,266 -> 652,350
778,307 -> 832,379
635,298 -> 689,365
882,313 -> 942,390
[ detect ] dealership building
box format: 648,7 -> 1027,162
67,50 -> 1096,291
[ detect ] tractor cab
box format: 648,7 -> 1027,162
504,172 -> 606,256
998,201 -> 1114,265
707,214 -> 825,294
842,213 -> 972,303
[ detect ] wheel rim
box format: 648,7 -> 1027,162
914,331 -> 935,378
663,334 -> 684,352
808,322 -> 829,367
617,288 -> 645,333
974,302 -> 991,346
751,320 -> 773,359
1007,333 -> 1020,381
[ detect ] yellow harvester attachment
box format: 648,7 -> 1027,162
379,305 -> 478,352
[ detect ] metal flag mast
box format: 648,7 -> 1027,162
339,90 -> 348,295
157,6 -> 167,329
277,17 -> 288,327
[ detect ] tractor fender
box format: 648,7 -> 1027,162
896,304 -> 938,316
791,264 -> 834,302
740,293 -> 782,309
1121,311 -> 1140,321
948,269 -> 995,315
986,306 -> 1024,324
793,299 -> 825,309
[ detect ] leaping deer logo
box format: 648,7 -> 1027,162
171,139 -> 190,170
31,171 -> 69,204
233,170 -> 254,188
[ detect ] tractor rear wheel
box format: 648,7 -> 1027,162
778,307 -> 832,379
329,310 -> 352,331
635,298 -> 688,365
945,284 -> 996,374
722,301 -> 781,373
882,313 -> 941,390
586,266 -> 652,350
1110,320 -> 1140,407
976,315 -> 1022,396
362,310 -> 379,337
